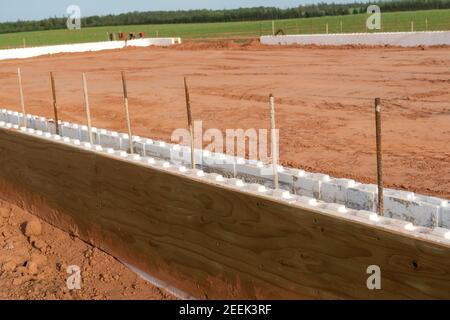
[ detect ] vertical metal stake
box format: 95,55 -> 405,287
82,73 -> 94,144
375,98 -> 384,216
270,94 -> 279,190
121,71 -> 134,154
17,68 -> 26,127
50,72 -> 60,135
184,78 -> 195,170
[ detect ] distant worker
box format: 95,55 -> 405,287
129,32 -> 135,40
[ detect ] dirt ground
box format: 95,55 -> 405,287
0,40 -> 448,201
0,199 -> 175,300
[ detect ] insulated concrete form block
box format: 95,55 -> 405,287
91,128 -> 100,144
201,151 -> 232,173
320,179 -> 359,206
194,149 -> 207,167
415,195 -> 449,208
260,31 -> 450,47
235,158 -> 264,177
26,115 -> 37,128
79,125 -> 89,142
271,189 -> 297,204
440,206 -> 450,229
144,141 -> 171,160
46,120 -> 62,135
98,130 -> 120,149
169,145 -> 191,165
204,153 -> 235,176
239,164 -> 265,178
6,111 -> 19,125
0,38 -> 181,61
294,173 -> 330,198
202,151 -> 221,168
132,137 -> 146,156
17,113 -> 25,126
61,123 -> 81,140
176,149 -> 226,171
9,112 -> 27,127
263,166 -> 295,185
33,117 -> 48,131
79,126 -> 100,144
384,195 -> 439,227
346,184 -> 377,212
278,169 -> 295,186
0,109 -> 6,121
4,111 -> 12,123
415,195 -> 449,228
119,133 -> 130,152
24,115 -> 36,128
384,188 -> 415,200
169,147 -> 203,167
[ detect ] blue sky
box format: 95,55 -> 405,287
0,0 -> 361,22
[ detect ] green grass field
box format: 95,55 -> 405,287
0,9 -> 449,49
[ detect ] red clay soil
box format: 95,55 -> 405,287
0,199 -> 175,300
0,40 -> 449,200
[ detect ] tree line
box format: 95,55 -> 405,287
0,0 -> 449,34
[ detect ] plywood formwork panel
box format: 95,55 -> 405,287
0,127 -> 450,299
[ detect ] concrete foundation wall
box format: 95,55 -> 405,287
1,123 -> 450,299
0,37 -> 182,60
260,31 -> 450,47
1,109 -> 447,229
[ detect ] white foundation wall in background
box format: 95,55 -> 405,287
0,108 -> 449,229
260,31 -> 450,47
0,38 -> 182,60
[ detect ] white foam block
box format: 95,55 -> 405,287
132,137 -> 145,156
7,111 -> 19,125
384,195 -> 439,227
415,195 -> 449,208
119,134 -> 130,151
321,181 -> 347,205
346,184 -> 377,212
439,206 -> 450,229
46,120 -> 62,135
260,31 -> 450,47
79,126 -> 100,144
170,145 -> 191,164
235,161 -> 264,177
98,130 -> 120,149
294,173 -> 329,198
34,117 -> 48,131
61,123 -> 80,139
26,115 -> 37,128
145,141 -> 171,159
0,109 -> 6,121
205,153 -> 235,173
